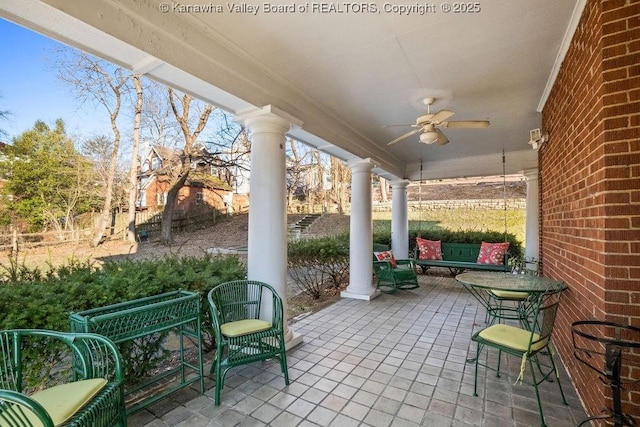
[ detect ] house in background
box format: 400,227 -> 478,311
137,145 -> 235,214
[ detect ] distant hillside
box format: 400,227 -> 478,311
375,176 -> 526,202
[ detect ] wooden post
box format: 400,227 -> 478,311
12,229 -> 18,255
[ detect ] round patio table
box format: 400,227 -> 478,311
455,271 -> 567,294
455,271 -> 567,362
455,271 -> 567,320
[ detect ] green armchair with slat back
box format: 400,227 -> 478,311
0,329 -> 126,427
207,280 -> 290,406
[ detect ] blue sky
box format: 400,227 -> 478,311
0,18 -> 112,142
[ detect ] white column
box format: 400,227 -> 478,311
522,169 -> 539,272
237,105 -> 303,348
341,158 -> 380,300
391,180 -> 410,259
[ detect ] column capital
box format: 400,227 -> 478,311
235,105 -> 303,134
347,158 -> 375,173
521,168 -> 539,181
390,179 -> 411,189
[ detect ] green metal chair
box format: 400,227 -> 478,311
0,329 -> 126,427
472,288 -> 567,427
484,289 -> 530,324
484,260 -> 540,324
207,280 -> 289,406
372,244 -> 419,293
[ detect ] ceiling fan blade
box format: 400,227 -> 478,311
435,129 -> 449,145
430,109 -> 455,124
382,124 -> 419,128
441,120 -> 490,128
387,128 -> 423,145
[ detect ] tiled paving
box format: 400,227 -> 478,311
128,275 -> 588,426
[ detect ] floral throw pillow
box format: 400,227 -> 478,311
374,250 -> 397,268
476,242 -> 510,265
416,238 -> 443,260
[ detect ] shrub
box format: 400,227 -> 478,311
287,235 -> 349,299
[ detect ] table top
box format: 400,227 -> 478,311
455,271 -> 567,293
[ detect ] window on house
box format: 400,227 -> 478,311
151,157 -> 161,170
138,190 -> 146,207
157,192 -> 168,206
196,192 -> 204,205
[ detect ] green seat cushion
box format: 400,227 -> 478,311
221,319 -> 271,338
478,324 -> 547,353
27,378 -> 107,426
489,290 -> 529,300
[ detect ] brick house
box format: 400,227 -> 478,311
137,145 -> 234,214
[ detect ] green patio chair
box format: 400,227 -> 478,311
207,280 -> 289,406
484,289 -> 530,324
0,329 -> 126,427
484,264 -> 538,324
372,244 -> 419,293
472,287 -> 567,427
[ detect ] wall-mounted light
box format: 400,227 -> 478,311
528,128 -> 548,150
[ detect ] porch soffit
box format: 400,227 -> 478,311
1,0 -> 583,181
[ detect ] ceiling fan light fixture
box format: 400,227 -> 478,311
420,130 -> 439,144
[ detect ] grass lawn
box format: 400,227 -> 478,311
372,208 -> 526,245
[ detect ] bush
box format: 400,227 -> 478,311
287,235 -> 349,299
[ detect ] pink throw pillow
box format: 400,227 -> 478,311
476,242 -> 510,265
416,238 -> 443,260
374,250 -> 397,268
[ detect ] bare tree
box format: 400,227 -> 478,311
330,156 -> 351,214
126,74 -> 143,242
56,51 -> 130,246
139,80 -> 181,149
0,93 -> 10,139
162,87 -> 213,244
379,177 -> 389,202
313,149 -> 326,212
286,138 -> 309,209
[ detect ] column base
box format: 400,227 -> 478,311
341,288 -> 381,301
284,328 -> 303,350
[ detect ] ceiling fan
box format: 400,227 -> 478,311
387,97 -> 490,146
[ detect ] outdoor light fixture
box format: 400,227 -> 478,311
420,130 -> 439,144
528,128 -> 548,150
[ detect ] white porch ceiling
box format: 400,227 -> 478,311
1,0 -> 584,181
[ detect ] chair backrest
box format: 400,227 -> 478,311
373,243 -> 389,253
0,331 -> 19,392
527,288 -> 563,350
372,243 -> 390,262
207,280 -> 283,326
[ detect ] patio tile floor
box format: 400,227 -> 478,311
128,275 -> 587,426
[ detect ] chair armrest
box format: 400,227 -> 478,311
0,389 -> 56,427
395,259 -> 416,268
373,260 -> 393,270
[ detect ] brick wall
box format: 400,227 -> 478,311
541,0 -> 640,418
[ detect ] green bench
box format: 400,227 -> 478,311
413,242 -> 511,275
